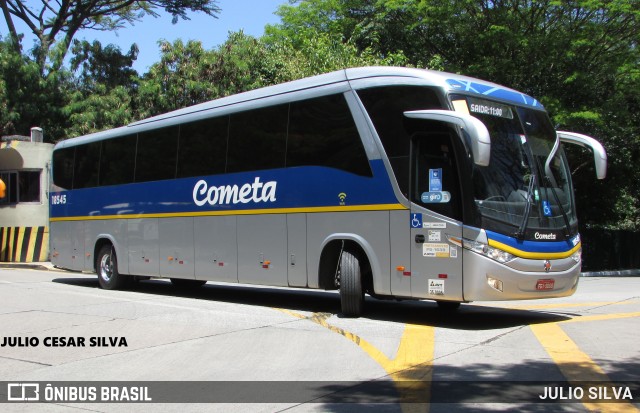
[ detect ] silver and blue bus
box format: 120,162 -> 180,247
50,67 -> 607,316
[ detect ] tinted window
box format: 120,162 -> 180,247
413,132 -> 462,221
358,86 -> 442,196
100,135 -> 137,186
287,94 -> 371,176
19,171 -> 40,202
52,147 -> 75,190
227,105 -> 288,173
73,142 -> 101,189
136,126 -> 179,182
0,172 -> 17,204
0,171 -> 40,203
177,116 -> 228,178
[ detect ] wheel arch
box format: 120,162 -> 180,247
93,235 -> 122,273
317,233 -> 378,294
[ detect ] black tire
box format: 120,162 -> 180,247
96,245 -> 128,290
436,301 -> 461,311
339,251 -> 364,317
170,278 -> 207,289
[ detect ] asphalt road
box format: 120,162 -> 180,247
0,267 -> 638,412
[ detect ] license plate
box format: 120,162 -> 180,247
536,279 -> 555,290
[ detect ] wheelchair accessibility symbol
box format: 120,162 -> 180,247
411,213 -> 423,228
542,200 -> 552,217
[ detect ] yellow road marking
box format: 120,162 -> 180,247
560,311 -> 640,324
531,322 -> 639,412
279,305 -> 639,411
277,309 -> 435,411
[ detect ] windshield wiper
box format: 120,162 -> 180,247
515,174 -> 535,240
543,176 -> 573,239
542,138 -> 573,239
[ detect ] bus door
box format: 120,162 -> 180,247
409,131 -> 464,301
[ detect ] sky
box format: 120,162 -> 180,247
1,0 -> 287,73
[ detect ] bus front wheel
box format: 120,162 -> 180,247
340,251 -> 364,317
96,245 -> 128,290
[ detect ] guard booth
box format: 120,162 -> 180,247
0,128 -> 53,262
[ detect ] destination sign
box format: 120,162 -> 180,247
468,97 -> 514,119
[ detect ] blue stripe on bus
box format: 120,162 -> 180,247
446,79 -> 543,109
50,160 -> 400,219
486,230 -> 579,254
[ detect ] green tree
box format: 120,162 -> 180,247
136,38 -> 225,117
64,85 -> 135,138
63,41 -> 140,137
0,0 -> 220,76
0,38 -> 69,139
267,0 -> 640,230
70,40 -> 139,91
135,29 -> 408,119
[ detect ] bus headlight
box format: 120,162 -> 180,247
570,248 -> 582,264
462,238 -> 515,264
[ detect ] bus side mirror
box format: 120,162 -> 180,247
404,110 -> 491,166
556,131 -> 608,180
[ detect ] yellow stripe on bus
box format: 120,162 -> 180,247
50,203 -> 409,222
488,239 -> 581,260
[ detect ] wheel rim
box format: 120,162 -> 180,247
99,253 -> 113,282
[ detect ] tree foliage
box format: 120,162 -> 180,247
0,38 -> 68,138
1,0 -> 638,230
0,0 -> 220,75
267,0 -> 640,230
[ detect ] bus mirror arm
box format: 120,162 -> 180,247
556,131 -> 607,180
404,110 -> 491,166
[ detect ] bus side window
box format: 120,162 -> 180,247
177,116 -> 228,178
52,147 -> 75,190
100,134 -> 137,186
136,126 -> 179,182
357,86 -> 443,197
227,105 -> 288,173
287,94 -> 371,176
73,141 -> 101,189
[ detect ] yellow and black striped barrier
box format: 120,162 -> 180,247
0,226 -> 49,262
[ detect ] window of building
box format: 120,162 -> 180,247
0,170 -> 41,204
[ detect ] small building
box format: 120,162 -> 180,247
0,128 -> 53,262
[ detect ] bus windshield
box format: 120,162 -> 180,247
452,95 -> 576,238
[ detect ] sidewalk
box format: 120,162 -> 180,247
0,261 -> 57,271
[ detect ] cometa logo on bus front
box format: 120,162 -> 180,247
193,177 -> 277,207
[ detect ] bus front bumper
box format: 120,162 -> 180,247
463,251 -> 581,302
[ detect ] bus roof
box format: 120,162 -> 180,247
55,66 -> 543,149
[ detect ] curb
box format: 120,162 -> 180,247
581,269 -> 640,277
0,263 -> 55,271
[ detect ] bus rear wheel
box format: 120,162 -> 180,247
339,251 -> 364,317
96,245 -> 128,290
